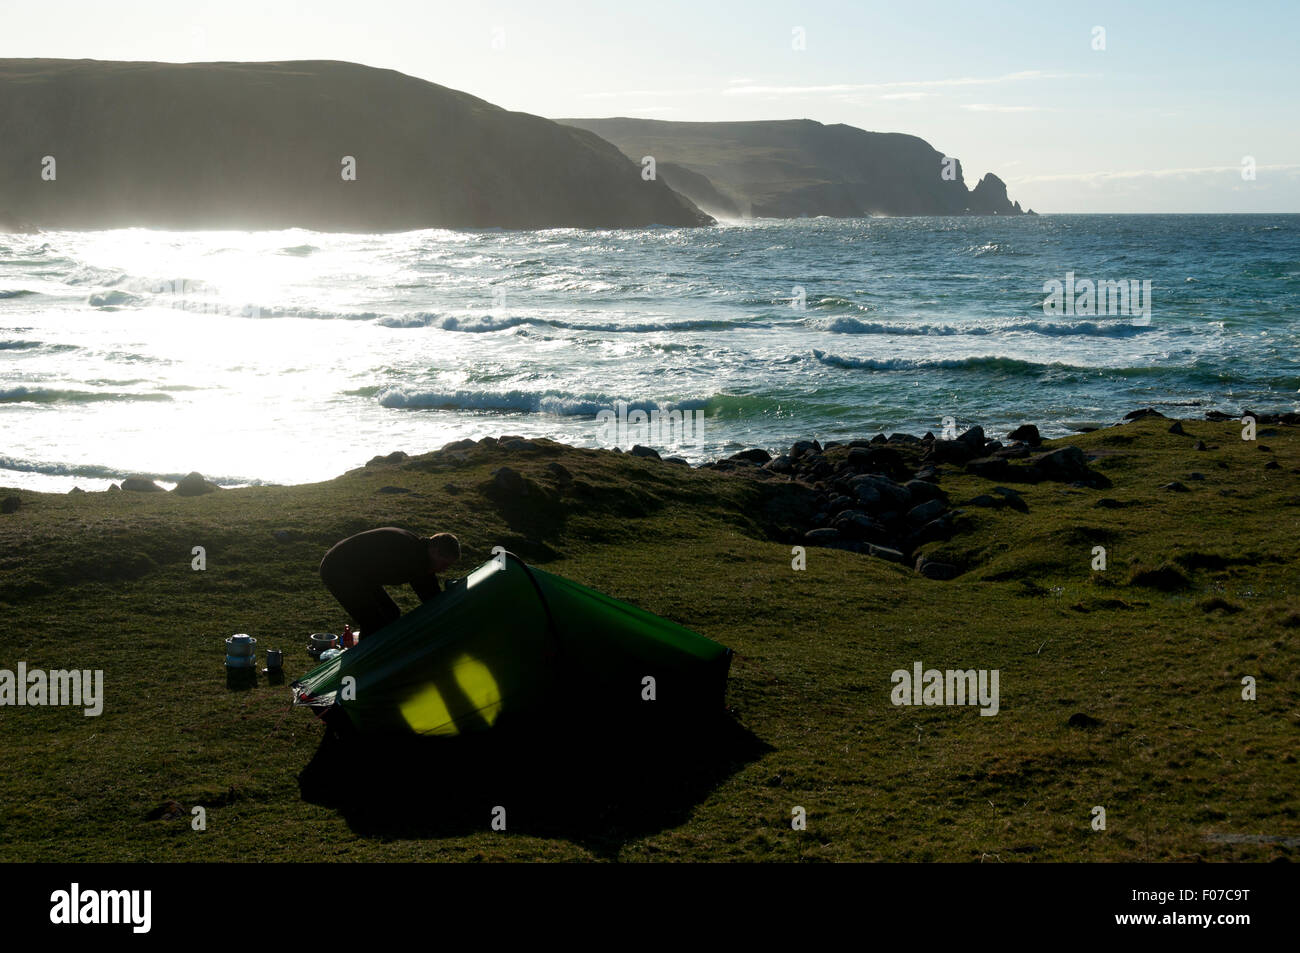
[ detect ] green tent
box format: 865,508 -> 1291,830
292,553 -> 731,735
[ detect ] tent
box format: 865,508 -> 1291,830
292,553 -> 731,735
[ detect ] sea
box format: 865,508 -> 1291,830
2,213 -> 1297,492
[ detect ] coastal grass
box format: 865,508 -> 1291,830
1,417 -> 1296,862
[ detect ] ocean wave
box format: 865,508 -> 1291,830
89,290 -> 143,308
377,387 -> 711,416
812,350 -> 1061,374
0,386 -> 174,404
810,350 -> 1250,383
966,241 -> 1023,257
278,245 -> 319,256
0,289 -> 37,299
0,339 -> 42,350
372,312 -> 768,333
808,317 -> 1159,338
0,455 -> 268,486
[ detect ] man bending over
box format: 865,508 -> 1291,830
319,528 -> 460,641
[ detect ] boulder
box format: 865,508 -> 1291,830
903,480 -> 948,504
1123,408 -> 1165,421
851,475 -> 912,510
789,440 -> 820,460
907,499 -> 947,525
729,448 -> 771,464
1167,421 -> 1186,436
917,559 -> 959,580
545,461 -> 573,482
490,466 -> 529,496
121,475 -> 163,492
764,455 -> 794,474
630,445 -> 661,460
965,456 -> 1011,479
173,471 -> 220,496
804,528 -> 840,543
1,495 -> 19,513
1007,423 -> 1041,445
866,544 -> 905,563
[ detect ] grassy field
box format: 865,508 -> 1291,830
1,416 -> 1296,862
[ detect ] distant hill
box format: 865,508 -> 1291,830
0,59 -> 713,232
557,117 -> 1029,218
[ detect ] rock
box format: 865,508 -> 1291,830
490,466 -> 529,496
1123,408 -> 1165,421
847,446 -> 905,478
1167,421 -> 1186,435
851,475 -> 912,510
887,432 -> 922,445
956,425 -> 986,453
545,461 -> 572,482
903,480 -> 948,504
1205,411 -> 1234,421
1161,481 -> 1189,492
477,436 -> 499,447
966,494 -> 999,508
729,448 -> 771,464
1007,423 -> 1041,445
501,438 -> 538,452
927,440 -> 975,465
663,456 -> 690,466
69,487 -> 85,494
121,475 -> 163,492
789,440 -> 820,460
367,450 -> 409,466
1257,444 -> 1272,453
1264,460 -> 1281,470
965,456 -> 1011,479
804,528 -> 840,543
992,486 -> 1029,512
866,544 -> 904,563
440,438 -> 477,453
917,560 -> 959,580
376,485 -> 412,494
913,466 -> 940,482
1,495 -> 19,513
832,511 -> 882,540
108,483 -> 120,491
1067,713 -> 1102,729
630,445 -> 661,460
173,471 -> 220,496
907,499 -> 947,525
764,455 -> 794,474
1193,440 -> 1207,451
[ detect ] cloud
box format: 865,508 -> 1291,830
879,92 -> 933,101
963,103 -> 1050,112
1008,163 -> 1300,184
722,70 -> 1081,97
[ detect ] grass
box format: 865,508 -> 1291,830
1,417 -> 1297,861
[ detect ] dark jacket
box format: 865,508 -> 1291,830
319,527 -> 440,602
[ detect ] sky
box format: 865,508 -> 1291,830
3,0 -> 1297,213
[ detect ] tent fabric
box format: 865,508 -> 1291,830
292,553 -> 731,735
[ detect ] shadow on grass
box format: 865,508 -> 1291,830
297,705 -> 769,857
